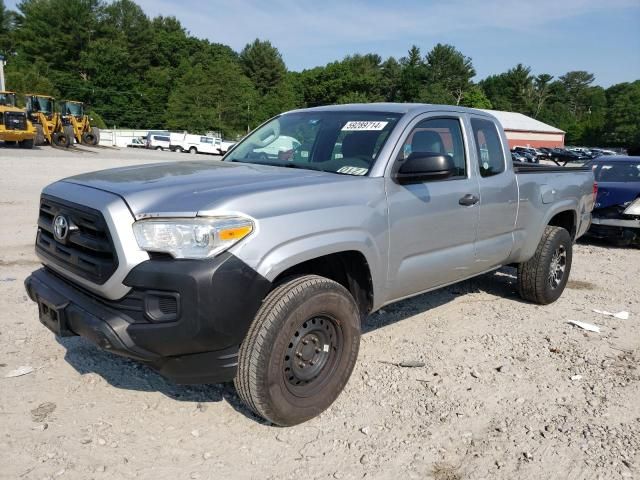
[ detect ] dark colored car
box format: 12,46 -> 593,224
512,148 -> 538,163
585,156 -> 640,246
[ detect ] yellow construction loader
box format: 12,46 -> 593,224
59,100 -> 100,145
25,94 -> 71,147
0,90 -> 37,148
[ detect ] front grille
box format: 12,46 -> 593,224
36,195 -> 118,284
4,111 -> 27,130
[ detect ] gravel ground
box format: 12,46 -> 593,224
1,145 -> 638,480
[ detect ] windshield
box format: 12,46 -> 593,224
0,92 -> 16,107
224,111 -> 402,175
591,162 -> 640,182
28,96 -> 54,115
62,102 -> 83,116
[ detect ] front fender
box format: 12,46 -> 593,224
232,223 -> 387,310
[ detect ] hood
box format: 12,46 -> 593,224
62,160 -> 351,216
595,181 -> 640,209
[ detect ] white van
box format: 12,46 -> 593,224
170,133 -> 221,155
147,134 -> 171,151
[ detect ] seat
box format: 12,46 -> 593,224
341,132 -> 379,162
411,130 -> 444,154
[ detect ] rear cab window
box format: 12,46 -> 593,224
471,118 -> 505,177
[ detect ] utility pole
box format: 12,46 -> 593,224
0,54 -> 6,91
247,101 -> 251,133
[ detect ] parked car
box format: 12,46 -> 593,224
24,103 -> 595,426
219,139 -> 236,154
550,148 -> 587,165
585,156 -> 640,246
144,130 -> 169,148
511,151 -> 528,163
127,137 -> 146,149
512,148 -> 537,163
170,133 -> 222,155
589,148 -> 617,158
513,146 -> 542,161
147,134 -> 170,151
538,147 -> 555,158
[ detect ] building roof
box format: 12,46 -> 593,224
479,109 -> 564,134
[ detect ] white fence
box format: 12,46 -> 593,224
98,129 -> 167,148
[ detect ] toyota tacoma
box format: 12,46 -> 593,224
25,104 -> 595,425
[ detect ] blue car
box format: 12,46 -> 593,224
585,156 -> 640,246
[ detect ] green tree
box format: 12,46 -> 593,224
602,81 -> 640,147
0,0 -> 18,56
166,57 -> 256,136
423,43 -> 475,105
398,45 -> 424,101
239,39 -> 286,95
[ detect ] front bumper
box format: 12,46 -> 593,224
25,253 -> 271,384
0,130 -> 36,141
591,216 -> 640,228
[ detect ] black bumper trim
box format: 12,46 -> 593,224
25,253 -> 272,384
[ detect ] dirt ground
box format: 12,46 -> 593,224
0,145 -> 638,480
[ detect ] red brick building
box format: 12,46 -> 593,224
480,109 -> 565,149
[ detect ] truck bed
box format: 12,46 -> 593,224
513,161 -> 591,174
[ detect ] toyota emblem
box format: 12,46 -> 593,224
53,215 -> 69,241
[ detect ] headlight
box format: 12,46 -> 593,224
624,198 -> 640,216
133,216 -> 254,259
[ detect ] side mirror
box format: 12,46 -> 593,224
394,153 -> 455,184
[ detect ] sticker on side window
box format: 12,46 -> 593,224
342,121 -> 388,131
337,166 -> 368,176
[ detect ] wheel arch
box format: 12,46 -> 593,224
271,250 -> 374,318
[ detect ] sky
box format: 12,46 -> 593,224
7,0 -> 640,86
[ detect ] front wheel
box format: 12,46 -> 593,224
52,132 -> 70,147
189,147 -> 197,154
235,275 -> 361,426
19,138 -> 35,149
518,226 -> 572,304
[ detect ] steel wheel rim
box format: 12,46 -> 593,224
548,245 -> 567,289
283,315 -> 342,397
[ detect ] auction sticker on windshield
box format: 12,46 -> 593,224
342,121 -> 388,131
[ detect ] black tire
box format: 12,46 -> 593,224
52,132 -> 70,147
19,138 -> 34,149
154,146 -> 163,151
518,226 -> 572,304
35,124 -> 45,146
235,275 -> 361,426
3,140 -> 17,146
64,125 -> 76,145
82,130 -> 97,145
189,147 -> 197,154
91,126 -> 100,143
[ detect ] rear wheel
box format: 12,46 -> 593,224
235,275 -> 361,426
518,226 -> 572,304
3,140 -> 17,146
154,146 -> 163,151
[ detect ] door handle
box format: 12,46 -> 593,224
459,194 -> 479,206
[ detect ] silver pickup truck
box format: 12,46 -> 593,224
25,104 -> 595,425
